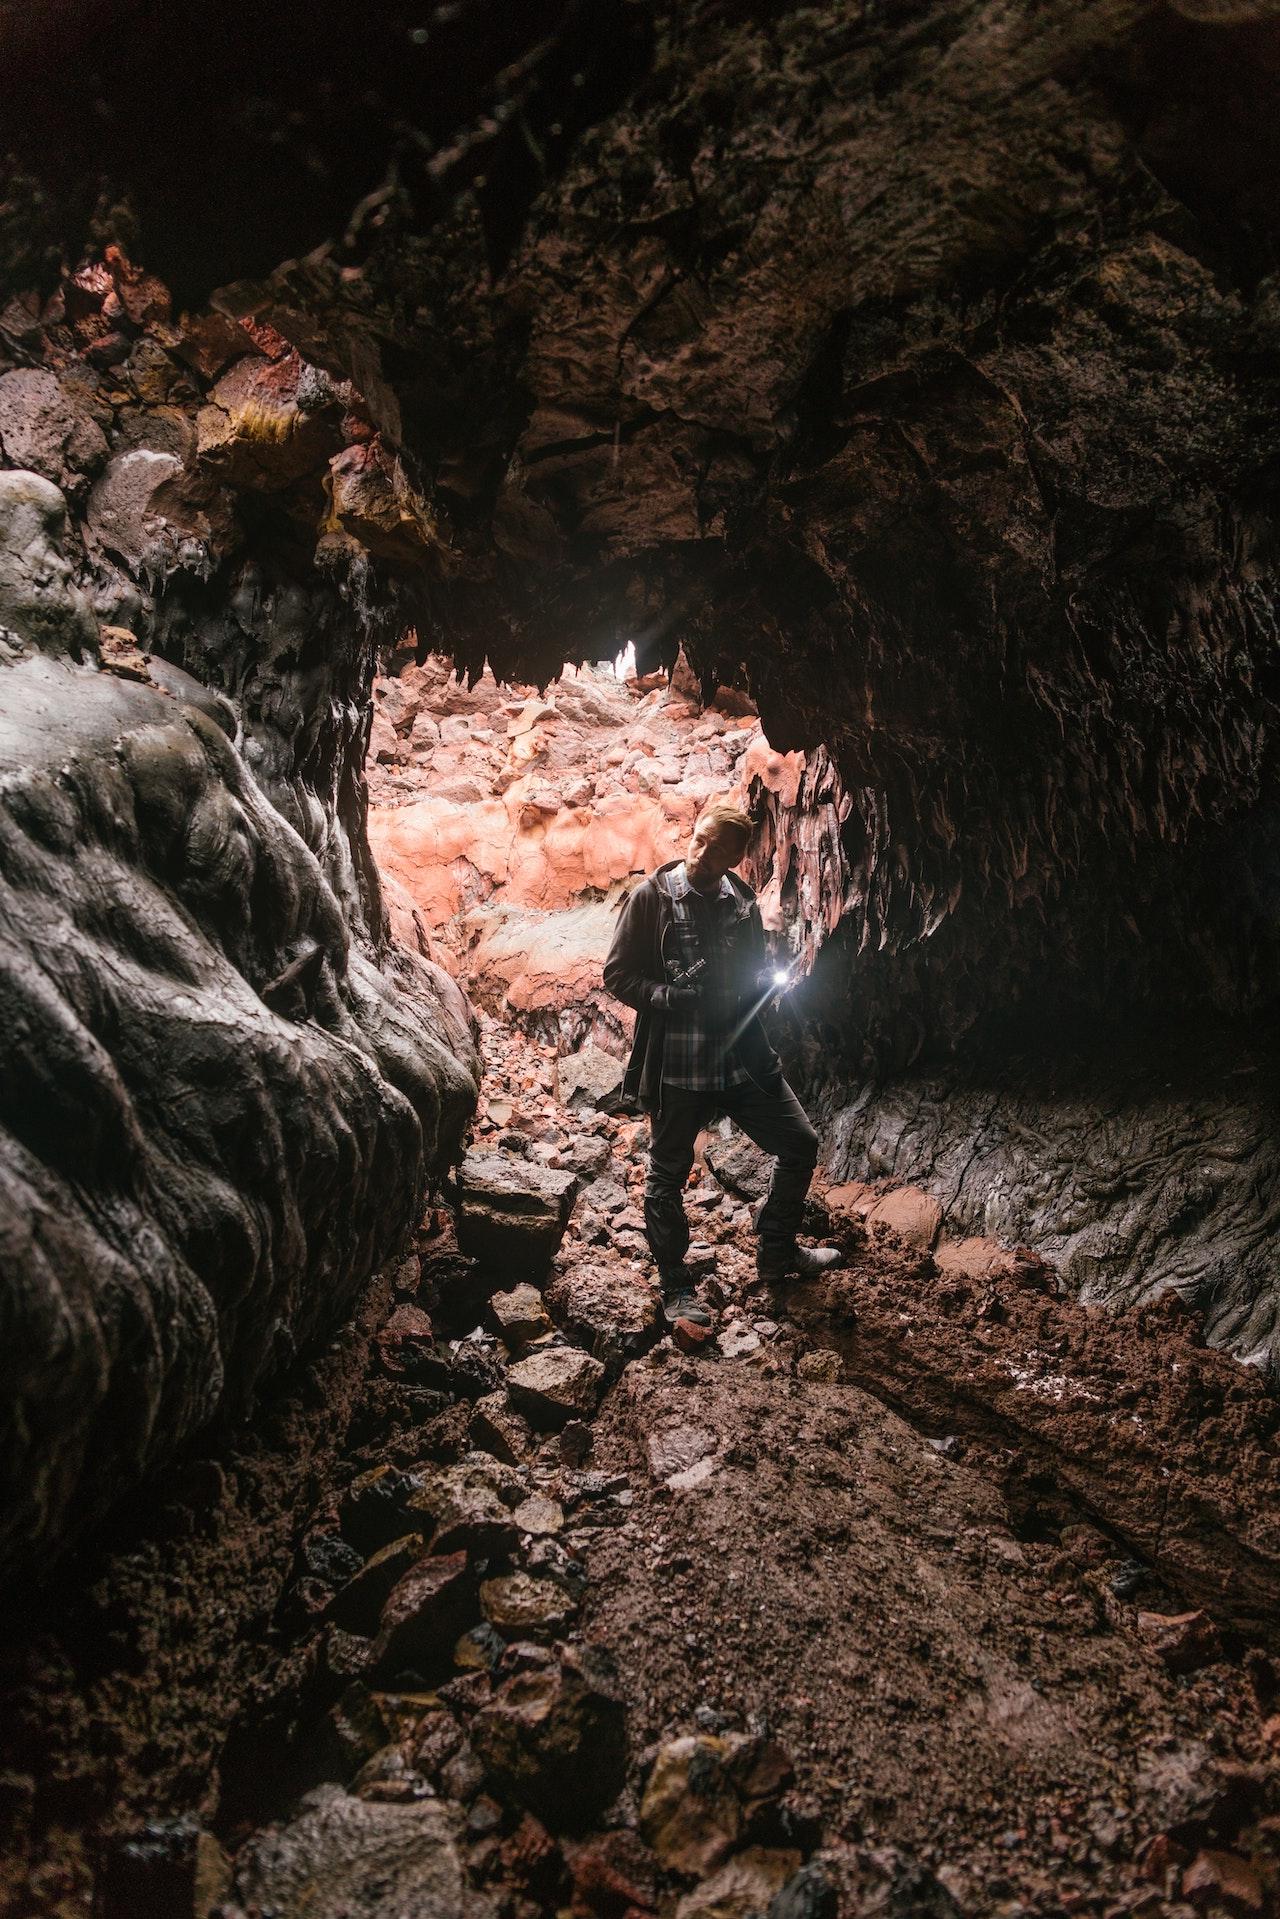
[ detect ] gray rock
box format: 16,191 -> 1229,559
507,1347 -> 607,1428
234,1784 -> 492,1918
705,1130 -> 775,1203
455,1153 -> 579,1279
556,1042 -> 626,1112
0,476 -> 481,1587
0,469 -> 98,656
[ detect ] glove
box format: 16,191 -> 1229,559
654,981 -> 699,1012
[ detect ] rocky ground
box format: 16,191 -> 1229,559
5,1013 -> 1280,1919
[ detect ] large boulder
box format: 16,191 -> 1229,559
454,1153 -> 579,1280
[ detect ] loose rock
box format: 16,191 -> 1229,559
455,1154 -> 580,1279
374,1552 -> 475,1679
233,1785 -> 488,1918
480,1571 -> 576,1637
470,1644 -> 627,1828
488,1283 -> 552,1350
507,1347 -> 607,1428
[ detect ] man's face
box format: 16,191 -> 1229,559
686,816 -> 748,891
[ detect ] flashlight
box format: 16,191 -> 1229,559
771,968 -> 790,987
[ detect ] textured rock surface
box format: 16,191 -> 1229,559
233,1785 -> 490,1919
822,1029 -> 1280,1366
455,1153 -> 579,1279
0,455 -> 478,1586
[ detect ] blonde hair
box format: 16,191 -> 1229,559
696,797 -> 754,845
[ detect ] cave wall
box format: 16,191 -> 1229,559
0,306 -> 480,1586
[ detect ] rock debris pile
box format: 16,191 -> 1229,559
366,651 -> 819,1048
7,1014 -> 1279,1919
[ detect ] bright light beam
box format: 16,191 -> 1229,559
725,959 -> 802,1049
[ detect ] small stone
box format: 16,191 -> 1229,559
508,1347 -> 607,1428
545,1261 -> 661,1366
481,1572 -> 576,1636
675,1845 -> 802,1919
470,1644 -> 627,1828
454,1623 -> 508,1671
375,1303 -> 435,1378
673,1318 -> 716,1356
374,1553 -> 475,1679
719,1322 -> 761,1359
796,1349 -> 842,1383
488,1282 -> 552,1350
514,1494 -> 565,1536
556,1043 -> 626,1112
469,1392 -> 535,1465
404,1456 -> 523,1555
646,1424 -> 718,1484
1181,1848 -> 1266,1913
329,1535 -> 424,1634
565,1830 -> 661,1918
1137,1609 -> 1223,1675
640,1736 -> 745,1875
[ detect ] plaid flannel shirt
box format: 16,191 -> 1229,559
660,861 -> 755,1093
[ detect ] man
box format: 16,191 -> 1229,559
603,798 -> 841,1326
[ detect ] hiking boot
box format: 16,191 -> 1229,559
756,1241 -> 844,1283
658,1267 -> 712,1327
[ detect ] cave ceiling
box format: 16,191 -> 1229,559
4,0 -> 1280,1050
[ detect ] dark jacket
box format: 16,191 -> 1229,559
602,860 -> 782,1110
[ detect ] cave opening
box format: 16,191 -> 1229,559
4,1 -> 1280,1913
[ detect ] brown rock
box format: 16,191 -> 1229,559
405,1457 -> 523,1555
797,1349 -> 843,1383
674,1846 -> 803,1919
545,1261 -> 662,1366
1181,1848 -> 1266,1914
507,1347 -> 606,1428
329,1536 -> 424,1634
1137,1609 -> 1224,1675
565,1829 -> 661,1916
469,1392 -> 535,1465
375,1303 -> 435,1378
639,1736 -> 745,1876
480,1571 -> 576,1636
673,1318 -> 716,1356
470,1644 -> 627,1828
513,1494 -> 565,1537
489,1282 -> 552,1350
374,1553 -> 475,1678
865,1185 -> 944,1251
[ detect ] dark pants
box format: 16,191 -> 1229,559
643,1078 -> 819,1272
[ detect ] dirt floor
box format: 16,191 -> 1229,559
3,1016 -> 1279,1918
